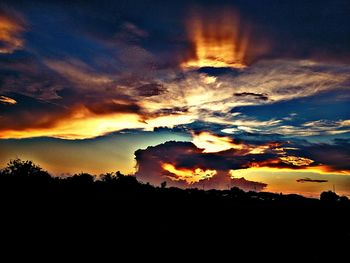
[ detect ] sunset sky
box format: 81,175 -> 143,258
0,0 -> 349,197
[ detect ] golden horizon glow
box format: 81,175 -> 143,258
182,9 -> 248,69
162,163 -> 216,184
0,105 -> 196,139
232,167 -> 350,198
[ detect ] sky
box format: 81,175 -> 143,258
0,0 -> 349,197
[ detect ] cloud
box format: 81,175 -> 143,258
182,8 -> 249,69
192,131 -> 275,154
85,100 -> 141,115
0,56 -> 68,100
296,178 -> 328,183
294,139 -> 350,173
134,133 -> 348,190
134,133 -> 350,189
0,7 -> 26,54
139,59 -> 349,129
119,22 -> 149,39
0,93 -> 195,139
234,92 -> 269,101
279,156 -> 314,166
0,0 -> 349,141
135,140 -> 268,191
0,56 -> 349,139
4,0 -> 350,63
261,119 -> 350,137
0,95 -> 16,105
44,59 -> 115,90
0,93 -> 143,139
137,83 -> 165,97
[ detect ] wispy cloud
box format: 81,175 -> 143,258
0,7 -> 26,54
1,57 -> 349,139
263,119 -> 350,137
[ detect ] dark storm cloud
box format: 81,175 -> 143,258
134,140 -> 284,189
295,139 -> 350,172
134,141 -> 268,190
296,178 -> 328,183
135,137 -> 350,189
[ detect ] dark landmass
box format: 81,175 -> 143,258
0,159 -> 349,261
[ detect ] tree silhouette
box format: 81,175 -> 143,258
339,195 -> 349,205
320,191 -> 339,203
101,172 -> 116,182
0,158 -> 50,179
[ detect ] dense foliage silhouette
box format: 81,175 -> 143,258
0,159 -> 349,261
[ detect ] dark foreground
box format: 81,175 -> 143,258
0,160 -> 349,261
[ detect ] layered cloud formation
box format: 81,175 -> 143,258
1,58 -> 349,139
135,140 -> 268,191
134,132 -> 350,189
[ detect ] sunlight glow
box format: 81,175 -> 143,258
192,131 -> 273,154
0,106 -> 195,139
192,132 -> 244,153
182,9 -> 248,69
162,163 -> 216,184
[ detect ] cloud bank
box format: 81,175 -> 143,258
134,134 -> 350,190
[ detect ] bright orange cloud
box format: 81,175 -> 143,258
162,162 -> 216,184
279,156 -> 314,166
181,8 -> 269,69
182,9 -> 248,68
0,103 -> 195,140
0,95 -> 17,105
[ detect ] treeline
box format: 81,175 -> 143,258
0,158 -> 349,206
1,159 -> 350,262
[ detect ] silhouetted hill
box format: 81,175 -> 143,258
0,159 -> 349,261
